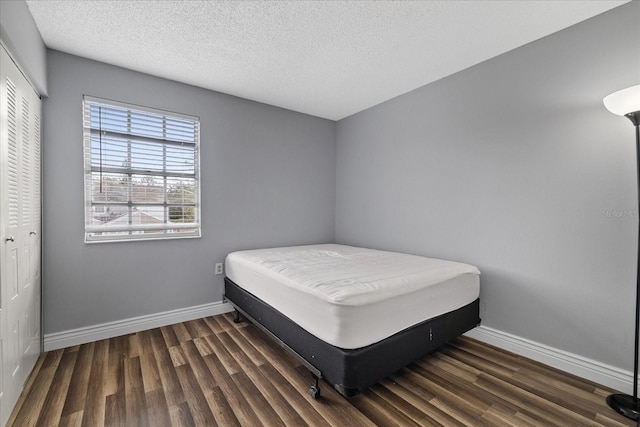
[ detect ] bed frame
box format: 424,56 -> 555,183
224,277 -> 480,398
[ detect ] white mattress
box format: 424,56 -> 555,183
225,244 -> 480,349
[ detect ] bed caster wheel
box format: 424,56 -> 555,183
233,310 -> 242,324
309,385 -> 320,400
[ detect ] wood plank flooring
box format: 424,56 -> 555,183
9,312 -> 635,426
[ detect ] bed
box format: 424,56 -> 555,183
224,244 -> 480,398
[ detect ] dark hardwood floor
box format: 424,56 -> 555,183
9,312 -> 635,426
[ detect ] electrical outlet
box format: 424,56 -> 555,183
215,263 -> 223,275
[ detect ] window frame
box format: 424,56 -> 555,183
82,95 -> 201,243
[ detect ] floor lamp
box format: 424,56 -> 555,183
603,84 -> 640,421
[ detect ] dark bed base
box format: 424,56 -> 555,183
224,277 -> 480,398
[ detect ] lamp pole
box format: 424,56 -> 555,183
604,84 -> 640,421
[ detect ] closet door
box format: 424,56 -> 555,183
0,45 -> 42,426
28,98 -> 41,373
18,66 -> 41,379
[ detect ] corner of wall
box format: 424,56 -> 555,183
0,0 -> 48,96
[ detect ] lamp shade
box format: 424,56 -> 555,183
603,85 -> 640,116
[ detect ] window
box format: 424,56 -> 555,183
83,96 -> 200,242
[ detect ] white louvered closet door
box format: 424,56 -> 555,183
0,45 -> 42,426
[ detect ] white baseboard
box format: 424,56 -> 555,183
43,308 -> 634,394
43,301 -> 235,351
465,325 -> 635,395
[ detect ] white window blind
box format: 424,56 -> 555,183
83,96 -> 201,242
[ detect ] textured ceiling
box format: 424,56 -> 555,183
26,0 -> 627,120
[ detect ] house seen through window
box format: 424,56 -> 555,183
83,96 -> 201,242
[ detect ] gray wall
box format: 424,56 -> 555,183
336,2 -> 639,371
0,0 -> 47,96
43,50 -> 335,334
